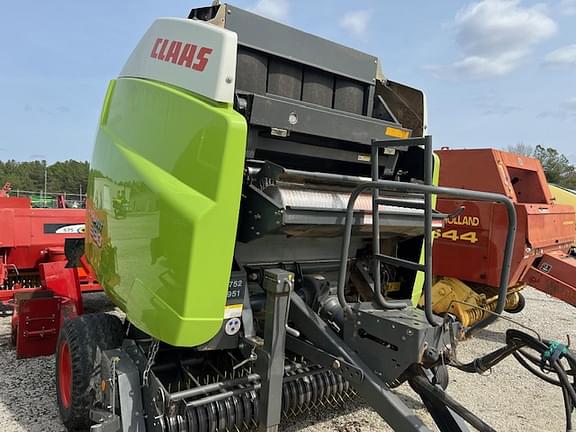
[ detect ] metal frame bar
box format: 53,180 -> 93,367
255,269 -> 293,432
410,375 -> 495,431
339,136 -> 517,334
248,91 -> 405,146
288,291 -> 497,432
375,254 -> 425,272
288,294 -> 432,432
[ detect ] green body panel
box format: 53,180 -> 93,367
411,152 -> 441,305
550,184 -> 576,210
87,78 -> 248,347
549,184 -> 576,247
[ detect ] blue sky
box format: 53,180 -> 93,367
1,0 -> 575,163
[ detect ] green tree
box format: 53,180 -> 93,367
47,160 -> 89,194
533,145 -> 576,188
0,159 -> 89,195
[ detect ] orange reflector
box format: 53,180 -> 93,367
385,127 -> 410,139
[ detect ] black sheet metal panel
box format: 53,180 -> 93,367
302,68 -> 334,108
236,48 -> 268,94
334,78 -> 366,115
268,57 -> 303,99
378,80 -> 427,137
224,5 -> 378,85
248,93 -> 410,146
255,138 -> 379,167
343,304 -> 448,385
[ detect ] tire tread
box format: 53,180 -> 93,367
56,313 -> 123,431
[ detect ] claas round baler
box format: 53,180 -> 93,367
52,4 -> 576,432
85,9 -> 436,363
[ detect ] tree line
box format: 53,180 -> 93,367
0,160 -> 88,195
507,144 -> 576,189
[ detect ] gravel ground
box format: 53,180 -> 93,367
0,288 -> 573,431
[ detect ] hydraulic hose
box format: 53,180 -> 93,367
452,328 -> 576,432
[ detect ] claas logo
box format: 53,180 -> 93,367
150,38 -> 213,71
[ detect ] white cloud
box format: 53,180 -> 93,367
451,51 -> 526,79
560,0 -> 576,16
562,97 -> 576,112
249,0 -> 289,21
431,0 -> 557,80
454,0 -> 556,57
339,10 -> 371,37
544,44 -> 576,66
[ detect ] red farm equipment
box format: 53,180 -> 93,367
429,148 -> 576,326
0,183 -> 100,358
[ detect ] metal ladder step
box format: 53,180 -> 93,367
374,254 -> 425,272
373,197 -> 425,210
369,136 -> 433,310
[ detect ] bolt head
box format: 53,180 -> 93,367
288,112 -> 298,125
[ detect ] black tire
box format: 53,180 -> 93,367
56,313 -> 124,431
505,293 -> 526,314
0,302 -> 13,317
91,313 -> 125,348
10,324 -> 17,347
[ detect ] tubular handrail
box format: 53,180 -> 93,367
337,180 -> 517,334
369,136 -> 434,313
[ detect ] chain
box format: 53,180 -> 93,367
110,356 -> 120,415
143,339 -> 160,387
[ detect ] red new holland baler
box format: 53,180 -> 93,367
430,148 -> 576,325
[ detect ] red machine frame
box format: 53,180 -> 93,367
0,187 -> 100,358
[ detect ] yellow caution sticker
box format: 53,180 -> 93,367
385,127 -> 410,139
224,304 -> 243,319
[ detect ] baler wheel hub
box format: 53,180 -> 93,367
57,340 -> 72,409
